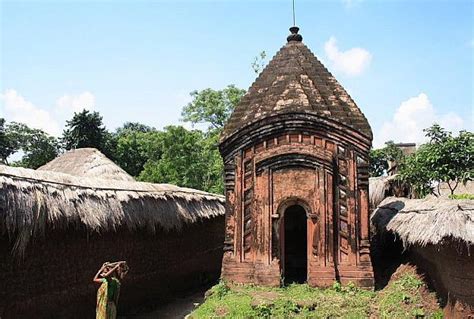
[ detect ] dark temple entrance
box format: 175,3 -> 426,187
283,205 -> 307,284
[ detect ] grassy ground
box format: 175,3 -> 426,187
190,265 -> 442,318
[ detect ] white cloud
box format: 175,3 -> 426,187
324,36 -> 372,76
0,90 -> 97,137
0,89 -> 61,136
56,91 -> 95,113
374,93 -> 464,148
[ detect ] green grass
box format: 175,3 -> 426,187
377,272 -> 435,318
448,193 -> 474,200
190,272 -> 443,318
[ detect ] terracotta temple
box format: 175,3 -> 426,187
219,27 -> 374,287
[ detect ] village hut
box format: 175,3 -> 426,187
369,175 -> 411,209
0,149 -> 225,318
38,147 -> 135,181
369,175 -> 474,209
372,197 -> 474,316
219,27 -> 374,288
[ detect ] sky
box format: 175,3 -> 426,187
1,0 -> 473,147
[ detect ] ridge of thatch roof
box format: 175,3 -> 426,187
0,165 -> 225,257
372,197 -> 474,247
369,175 -> 397,209
38,148 -> 135,181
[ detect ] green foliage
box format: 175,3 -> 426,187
200,131 -> 225,193
191,272 -> 441,318
115,122 -> 154,136
398,145 -> 434,197
0,118 -> 16,164
251,50 -> 267,74
61,109 -> 114,158
114,131 -> 156,177
4,122 -> 59,169
449,193 -> 474,200
377,273 -> 425,318
138,126 -> 224,193
399,124 -> 474,197
173,84 -> 245,192
211,281 -> 231,299
384,141 -> 405,163
113,123 -> 158,177
181,85 -> 245,130
2,84 -> 243,194
369,148 -> 388,177
369,141 -> 405,177
191,282 -> 374,318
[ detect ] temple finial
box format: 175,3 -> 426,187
287,26 -> 303,42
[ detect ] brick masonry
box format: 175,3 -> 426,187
0,216 -> 224,319
219,28 -> 375,289
220,127 -> 374,288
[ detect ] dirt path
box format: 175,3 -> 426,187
129,291 -> 205,319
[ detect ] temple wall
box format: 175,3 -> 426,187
221,130 -> 373,287
411,243 -> 474,318
0,216 -> 224,319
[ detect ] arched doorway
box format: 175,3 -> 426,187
283,205 -> 307,284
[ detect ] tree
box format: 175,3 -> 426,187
369,141 -> 405,177
0,118 -> 16,164
5,122 -> 59,169
115,130 -> 162,177
139,126 -> 202,187
113,122 -> 158,176
138,126 -> 223,193
369,148 -> 388,177
115,122 -> 154,136
179,85 -> 244,193
399,125 -> 474,197
61,109 -> 114,158
200,131 -> 225,193
181,85 -> 245,131
398,145 -> 433,197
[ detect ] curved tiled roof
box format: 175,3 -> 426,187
221,28 -> 372,142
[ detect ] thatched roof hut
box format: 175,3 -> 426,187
0,159 -> 225,256
369,176 -> 394,209
38,148 -> 135,181
369,175 -> 397,209
0,149 -> 226,317
369,174 -> 473,207
372,196 -> 474,315
369,175 -> 412,209
371,197 -> 474,247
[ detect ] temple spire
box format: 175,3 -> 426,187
287,26 -> 303,42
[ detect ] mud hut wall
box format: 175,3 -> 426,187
0,216 -> 224,319
410,242 -> 474,316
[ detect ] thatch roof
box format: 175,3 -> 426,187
38,148 -> 135,181
372,197 -> 474,247
369,175 -> 406,209
369,176 -> 393,209
369,175 -> 413,209
0,164 -> 225,256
